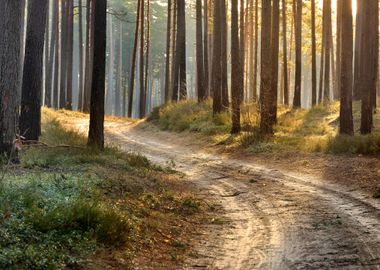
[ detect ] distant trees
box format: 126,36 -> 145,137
196,0 -> 206,102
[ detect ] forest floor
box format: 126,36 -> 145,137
57,107 -> 380,269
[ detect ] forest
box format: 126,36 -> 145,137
0,0 -> 379,269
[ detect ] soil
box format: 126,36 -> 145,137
71,118 -> 380,269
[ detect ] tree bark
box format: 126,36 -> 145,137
311,0 -> 317,106
231,0 -> 241,134
221,0 -> 229,109
212,0 -> 222,114
20,0 -> 48,141
196,0 -> 206,102
339,0 -> 353,135
88,0 -> 107,150
0,0 -> 23,155
139,0 -> 146,118
164,0 -> 172,103
77,0 -> 84,111
293,0 -> 302,108
259,0 -> 273,134
128,0 -> 141,118
270,0 -> 280,123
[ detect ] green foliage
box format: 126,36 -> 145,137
326,134 -> 380,154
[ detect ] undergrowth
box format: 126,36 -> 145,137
0,111 -> 202,269
149,100 -> 380,155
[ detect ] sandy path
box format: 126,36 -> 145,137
75,120 -> 380,270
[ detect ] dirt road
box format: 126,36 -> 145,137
78,120 -> 380,269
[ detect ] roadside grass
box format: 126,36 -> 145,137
0,111 -> 204,269
149,100 -> 380,155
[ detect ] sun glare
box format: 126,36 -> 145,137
318,0 -> 357,16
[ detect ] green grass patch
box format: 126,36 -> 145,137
149,100 -> 380,155
0,111 -> 202,269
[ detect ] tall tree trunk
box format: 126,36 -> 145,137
106,14 -> 114,115
20,0 -> 48,141
115,20 -> 123,116
44,0 -> 50,107
335,0 -> 342,100
59,0 -> 68,109
88,0 -> 107,150
248,0 -> 254,101
253,0 -> 259,102
164,0 -> 172,103
83,0 -> 94,113
231,0 -> 241,134
53,0 -> 60,109
128,0 -> 141,118
221,0 -> 229,109
65,0 -> 74,110
196,0 -> 206,102
311,0 -> 317,106
270,0 -> 280,123
359,0 -> 378,134
240,0 -> 245,102
204,0 -> 209,97
212,0 -> 222,114
78,0 -> 84,111
323,0 -> 331,102
260,0 -> 273,134
46,0 -> 57,108
339,0 -> 353,135
144,0 -> 151,113
353,1 -> 363,101
139,0 -> 145,118
293,0 -> 302,108
0,0 -> 23,155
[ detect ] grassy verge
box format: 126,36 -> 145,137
0,110 -> 205,269
149,100 -> 380,155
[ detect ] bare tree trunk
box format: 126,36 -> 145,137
311,0 -> 317,106
164,0 -> 172,103
212,0 -> 222,114
293,0 -> 302,108
323,0 -> 331,102
59,0 -> 68,109
144,0 -> 151,113
260,0 -> 273,134
115,20 -> 123,116
221,0 -> 229,109
270,0 -> 280,123
128,0 -> 141,118
204,0 -> 209,97
88,0 -> 106,150
240,0 -> 245,102
53,0 -> 60,109
20,0 -> 48,141
231,0 -> 241,134
253,0 -> 259,102
139,0 -> 145,118
65,0 -> 74,110
339,0 -> 353,135
77,0 -> 84,111
0,1 -> 23,155
106,13 -> 114,115
196,0 -> 206,102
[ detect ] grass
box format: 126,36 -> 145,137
0,110 -> 204,269
149,100 -> 380,155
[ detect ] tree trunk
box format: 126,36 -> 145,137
204,0 -> 209,97
221,0 -> 229,109
59,0 -> 68,109
20,0 -> 48,141
253,0 -> 259,103
196,0 -> 206,102
270,0 -> 280,124
293,0 -> 302,108
53,0 -> 60,109
88,0 -> 107,150
44,0 -> 50,107
106,13 -> 114,115
359,0 -> 378,134
164,0 -> 172,103
231,0 -> 241,134
259,0 -> 273,134
139,0 -> 145,118
128,0 -> 141,118
77,0 -> 84,111
339,0 -> 353,135
0,0 -> 23,155
353,1 -> 363,101
212,0 -> 222,114
144,0 -> 151,114
65,0 -> 74,110
323,0 -> 332,102
335,0 -> 342,100
240,0 -> 245,102
311,0 -> 317,106
83,0 -> 94,113
115,20 -> 123,116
